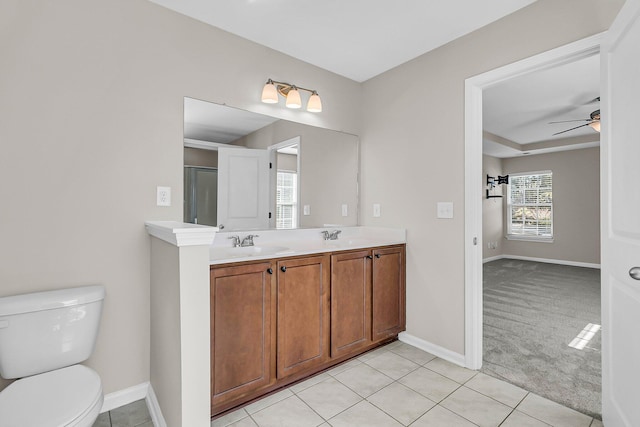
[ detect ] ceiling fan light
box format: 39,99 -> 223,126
261,80 -> 279,104
589,121 -> 601,132
307,92 -> 322,112
286,87 -> 302,109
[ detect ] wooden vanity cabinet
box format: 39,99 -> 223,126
210,244 -> 405,417
210,261 -> 276,409
276,255 -> 330,378
372,246 -> 406,342
330,249 -> 372,357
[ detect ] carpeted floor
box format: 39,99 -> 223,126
482,259 -> 601,419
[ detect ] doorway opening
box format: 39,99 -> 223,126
464,33 -> 603,417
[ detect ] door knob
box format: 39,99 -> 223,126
267,268 -> 273,275
630,267 -> 640,280
375,253 -> 381,259
366,255 -> 373,260
281,266 -> 287,272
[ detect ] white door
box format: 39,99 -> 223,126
217,147 -> 270,231
601,0 -> 640,425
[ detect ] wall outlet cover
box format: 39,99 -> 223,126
157,186 -> 171,207
303,205 -> 311,215
341,204 -> 348,217
373,203 -> 381,217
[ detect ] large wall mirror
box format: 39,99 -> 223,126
183,97 -> 359,231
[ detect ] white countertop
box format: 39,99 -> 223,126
209,226 -> 406,265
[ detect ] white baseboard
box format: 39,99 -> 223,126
482,255 -> 504,263
499,254 -> 600,269
146,384 -> 167,427
100,382 -> 166,427
101,382 -> 149,413
398,332 -> 467,368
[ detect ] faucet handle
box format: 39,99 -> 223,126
228,235 -> 241,247
241,234 -> 259,247
321,230 -> 330,240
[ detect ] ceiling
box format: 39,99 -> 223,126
149,0 -> 537,82
483,53 -> 600,157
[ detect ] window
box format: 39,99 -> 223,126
507,171 -> 553,240
276,171 -> 297,229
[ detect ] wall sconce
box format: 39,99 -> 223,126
486,174 -> 509,199
261,78 -> 322,112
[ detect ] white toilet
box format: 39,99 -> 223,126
0,285 -> 105,427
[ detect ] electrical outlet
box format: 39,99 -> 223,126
303,205 -> 311,215
341,204 -> 348,217
373,203 -> 381,217
157,186 -> 171,207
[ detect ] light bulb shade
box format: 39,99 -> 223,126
307,92 -> 322,112
589,121 -> 601,132
261,82 -> 278,104
285,87 -> 302,109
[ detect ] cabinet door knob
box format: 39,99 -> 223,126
267,268 -> 273,275
281,266 -> 287,272
366,255 -> 373,260
375,253 -> 381,259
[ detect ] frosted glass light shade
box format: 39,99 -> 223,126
307,92 -> 322,112
261,82 -> 279,104
589,121 -> 601,132
286,88 -> 302,109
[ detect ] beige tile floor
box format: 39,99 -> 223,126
93,399 -> 153,427
212,342 -> 603,427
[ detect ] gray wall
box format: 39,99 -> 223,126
360,0 -> 621,354
483,155 -> 505,260
0,0 -> 361,394
502,148 -> 601,265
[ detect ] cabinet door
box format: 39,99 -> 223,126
277,255 -> 330,378
331,250 -> 372,358
372,246 -> 406,342
210,262 -> 276,408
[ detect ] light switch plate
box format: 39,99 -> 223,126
341,204 -> 348,217
303,205 -> 311,215
437,202 -> 454,219
373,203 -> 381,217
157,186 -> 171,207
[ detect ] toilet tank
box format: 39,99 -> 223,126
0,285 -> 105,379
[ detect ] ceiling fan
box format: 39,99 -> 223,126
549,97 -> 601,136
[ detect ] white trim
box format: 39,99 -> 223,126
464,33 -> 604,370
146,384 -> 167,427
145,221 -> 217,247
500,254 -> 600,269
184,138 -> 244,151
399,332 -> 467,368
505,235 -> 554,243
483,255 -> 504,263
101,382 -> 149,413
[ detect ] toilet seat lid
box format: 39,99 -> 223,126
0,364 -> 102,427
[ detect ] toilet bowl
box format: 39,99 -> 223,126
0,285 -> 106,427
0,365 -> 103,427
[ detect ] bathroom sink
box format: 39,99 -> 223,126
211,245 -> 293,260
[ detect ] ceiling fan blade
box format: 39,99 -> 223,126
548,119 -> 592,124
552,122 -> 592,136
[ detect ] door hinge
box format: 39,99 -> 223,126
473,237 -> 478,245
269,212 -> 272,219
269,162 -> 273,169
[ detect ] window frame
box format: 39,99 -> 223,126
506,170 -> 554,243
276,170 -> 298,230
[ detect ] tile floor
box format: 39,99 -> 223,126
212,341 -> 604,427
93,399 -> 153,427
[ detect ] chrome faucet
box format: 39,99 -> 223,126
228,235 -> 241,247
321,230 -> 342,240
241,234 -> 259,247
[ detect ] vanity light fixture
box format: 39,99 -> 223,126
261,78 -> 322,112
